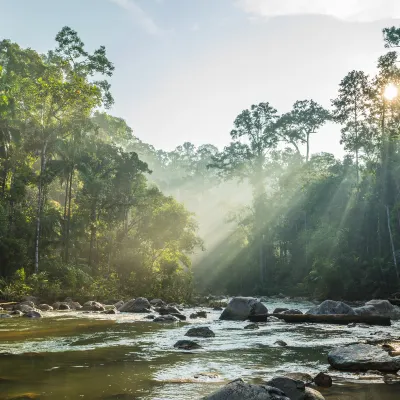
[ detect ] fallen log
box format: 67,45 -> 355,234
248,313 -> 391,326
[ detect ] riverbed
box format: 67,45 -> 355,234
0,299 -> 399,399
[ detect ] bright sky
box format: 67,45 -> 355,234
2,0 -> 400,157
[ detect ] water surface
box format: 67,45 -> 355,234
1,299 -> 399,399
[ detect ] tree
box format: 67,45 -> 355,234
332,71 -> 371,184
209,103 -> 279,284
276,100 -> 330,162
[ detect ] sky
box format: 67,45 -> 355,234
1,0 -> 400,157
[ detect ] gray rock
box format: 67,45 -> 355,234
306,300 -> 355,315
354,300 -> 400,320
196,311 -> 207,318
24,310 -> 42,318
190,313 -> 198,319
171,313 -> 186,321
202,378 -> 290,400
118,297 -> 150,313
158,305 -> 181,315
273,308 -> 289,314
114,300 -> 124,309
244,323 -> 259,330
150,298 -> 165,306
82,301 -> 105,312
383,374 -> 400,385
153,314 -> 179,322
185,326 -> 215,338
10,310 -> 23,316
284,373 -> 313,385
275,340 -> 288,347
313,372 -> 332,387
144,314 -> 155,319
0,313 -> 11,318
304,387 -> 325,400
266,376 -> 305,400
282,309 -> 303,315
174,340 -> 202,350
328,343 -> 400,371
104,309 -> 117,314
38,304 -> 53,311
21,296 -> 39,305
59,303 -> 70,310
13,304 -> 34,313
219,297 -> 268,321
19,300 -> 35,308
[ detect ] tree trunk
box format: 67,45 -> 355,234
386,205 -> 399,282
62,173 -> 69,260
306,132 -> 310,162
34,142 -> 48,274
88,202 -> 97,269
65,168 -> 74,263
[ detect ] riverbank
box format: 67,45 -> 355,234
1,298 -> 399,399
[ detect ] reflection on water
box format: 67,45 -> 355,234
0,299 -> 399,399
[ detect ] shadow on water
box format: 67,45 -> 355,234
0,301 -> 399,399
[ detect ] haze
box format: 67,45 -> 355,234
2,0 -> 399,156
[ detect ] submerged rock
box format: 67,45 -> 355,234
24,310 -> 42,318
174,340 -> 202,350
158,305 -> 182,315
171,313 -> 186,321
185,327 -> 215,338
328,343 -> 400,371
306,300 -> 355,315
219,297 -> 268,321
275,340 -> 288,347
153,314 -> 179,322
244,323 -> 259,330
144,314 -> 155,319
0,313 -> 11,318
118,297 -> 150,313
202,378 -> 290,400
10,310 -> 23,316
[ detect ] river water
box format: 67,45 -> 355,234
0,299 -> 399,399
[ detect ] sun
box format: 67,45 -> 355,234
383,83 -> 398,101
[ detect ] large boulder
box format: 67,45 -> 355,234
266,377 -> 305,400
219,297 -> 268,321
114,300 -> 124,310
185,327 -> 215,338
328,343 -> 400,372
202,378 -> 290,400
118,297 -> 151,313
306,300 -> 355,315
354,300 -> 400,320
158,305 -> 182,315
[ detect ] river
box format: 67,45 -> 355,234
0,299 -> 399,399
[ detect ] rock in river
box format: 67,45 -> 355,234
244,323 -> 259,330
305,387 -> 325,400
38,304 -> 53,311
354,300 -> 400,320
185,327 -> 215,338
313,372 -> 332,387
174,340 -> 202,350
202,378 -> 290,400
153,314 -> 179,322
24,310 -> 42,318
266,376 -> 305,400
82,301 -> 105,312
118,297 -> 151,313
306,300 -> 355,315
219,297 -> 268,321
328,343 -> 400,371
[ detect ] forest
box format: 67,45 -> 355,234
2,25 -> 400,302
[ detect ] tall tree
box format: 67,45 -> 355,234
332,71 -> 371,184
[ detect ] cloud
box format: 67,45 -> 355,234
236,0 -> 400,22
110,0 -> 163,35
